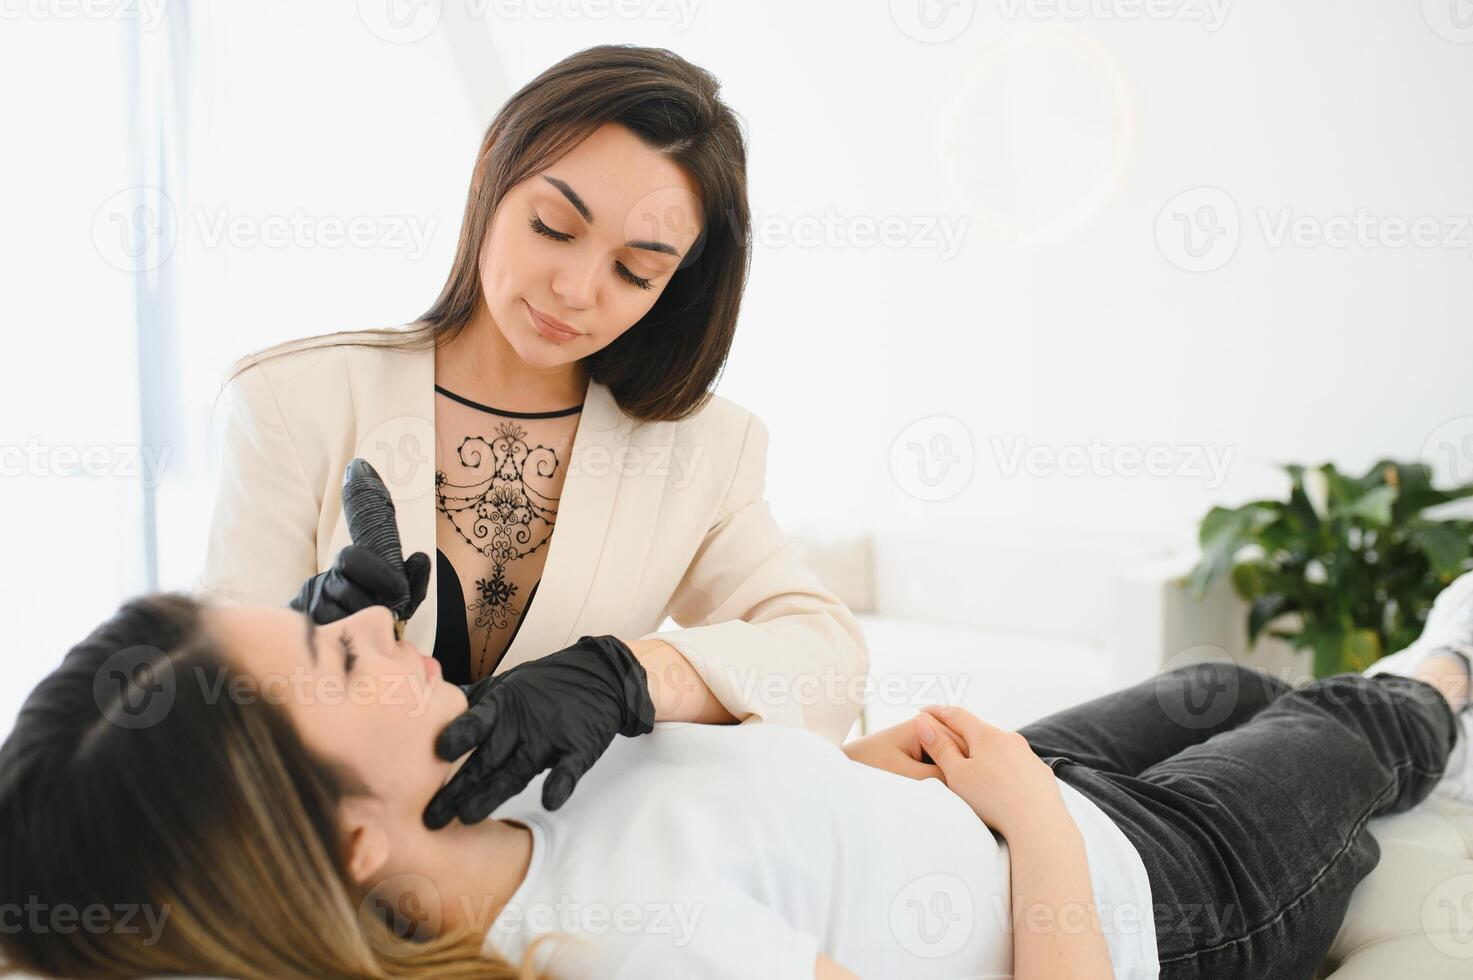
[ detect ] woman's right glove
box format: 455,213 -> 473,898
423,635 -> 657,827
288,544 -> 431,625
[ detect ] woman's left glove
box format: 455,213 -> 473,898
422,635 -> 656,829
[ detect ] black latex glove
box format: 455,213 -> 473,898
423,635 -> 656,828
288,544 -> 431,625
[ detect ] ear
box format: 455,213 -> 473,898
337,795 -> 392,885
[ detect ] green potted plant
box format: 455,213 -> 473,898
1187,460 -> 1473,677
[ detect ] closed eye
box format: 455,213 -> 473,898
338,632 -> 358,675
527,212 -> 655,291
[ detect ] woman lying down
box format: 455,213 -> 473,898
1,594 -> 1469,980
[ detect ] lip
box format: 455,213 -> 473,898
526,300 -> 582,342
421,654 -> 441,683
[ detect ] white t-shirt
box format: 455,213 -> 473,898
483,722 -> 1159,979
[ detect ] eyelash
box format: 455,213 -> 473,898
338,633 -> 358,674
527,212 -> 655,291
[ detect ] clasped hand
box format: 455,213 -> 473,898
843,705 -> 1064,839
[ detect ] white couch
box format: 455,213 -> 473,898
792,525 -> 1473,979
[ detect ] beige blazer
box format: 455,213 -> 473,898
197,331 -> 869,743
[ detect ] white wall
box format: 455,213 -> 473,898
706,1 -> 1473,549
260,1 -> 1472,551
5,2 -> 1473,732
1,15 -> 143,736
173,1 -> 1473,557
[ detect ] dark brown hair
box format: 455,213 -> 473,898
225,44 -> 752,423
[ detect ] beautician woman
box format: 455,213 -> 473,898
198,45 -> 870,829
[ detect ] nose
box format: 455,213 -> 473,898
552,252 -> 598,310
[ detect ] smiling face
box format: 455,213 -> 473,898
477,121 -> 706,367
204,603 -> 468,818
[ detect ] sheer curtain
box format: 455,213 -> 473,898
1,15 -> 143,736
159,3 -> 508,595
0,3 -> 507,737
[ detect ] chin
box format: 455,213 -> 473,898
515,340 -> 570,368
520,332 -> 582,366
493,320 -> 540,361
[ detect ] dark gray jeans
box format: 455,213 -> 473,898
1018,662 -> 1459,980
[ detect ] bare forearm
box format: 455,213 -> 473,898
1006,810 -> 1114,980
622,637 -> 740,725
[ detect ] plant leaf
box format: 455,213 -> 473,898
1342,629 -> 1382,672
1284,466 -> 1321,531
1371,460 -> 1468,519
1297,623 -> 1341,677
1407,522 -> 1472,577
1188,505 -> 1275,597
1331,485 -> 1397,527
1231,560 -> 1274,600
1247,593 -> 1292,645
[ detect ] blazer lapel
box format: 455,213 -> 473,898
340,340 -> 440,653
358,341 -> 674,671
498,378 -> 628,670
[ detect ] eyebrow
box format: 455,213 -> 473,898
300,610 -> 358,676
540,175 -> 682,257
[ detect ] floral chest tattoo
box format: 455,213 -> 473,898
434,419 -> 568,670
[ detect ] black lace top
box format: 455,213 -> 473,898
430,384 -> 583,684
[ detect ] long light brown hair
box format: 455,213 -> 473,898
225,43 -> 752,423
0,592 -> 551,978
